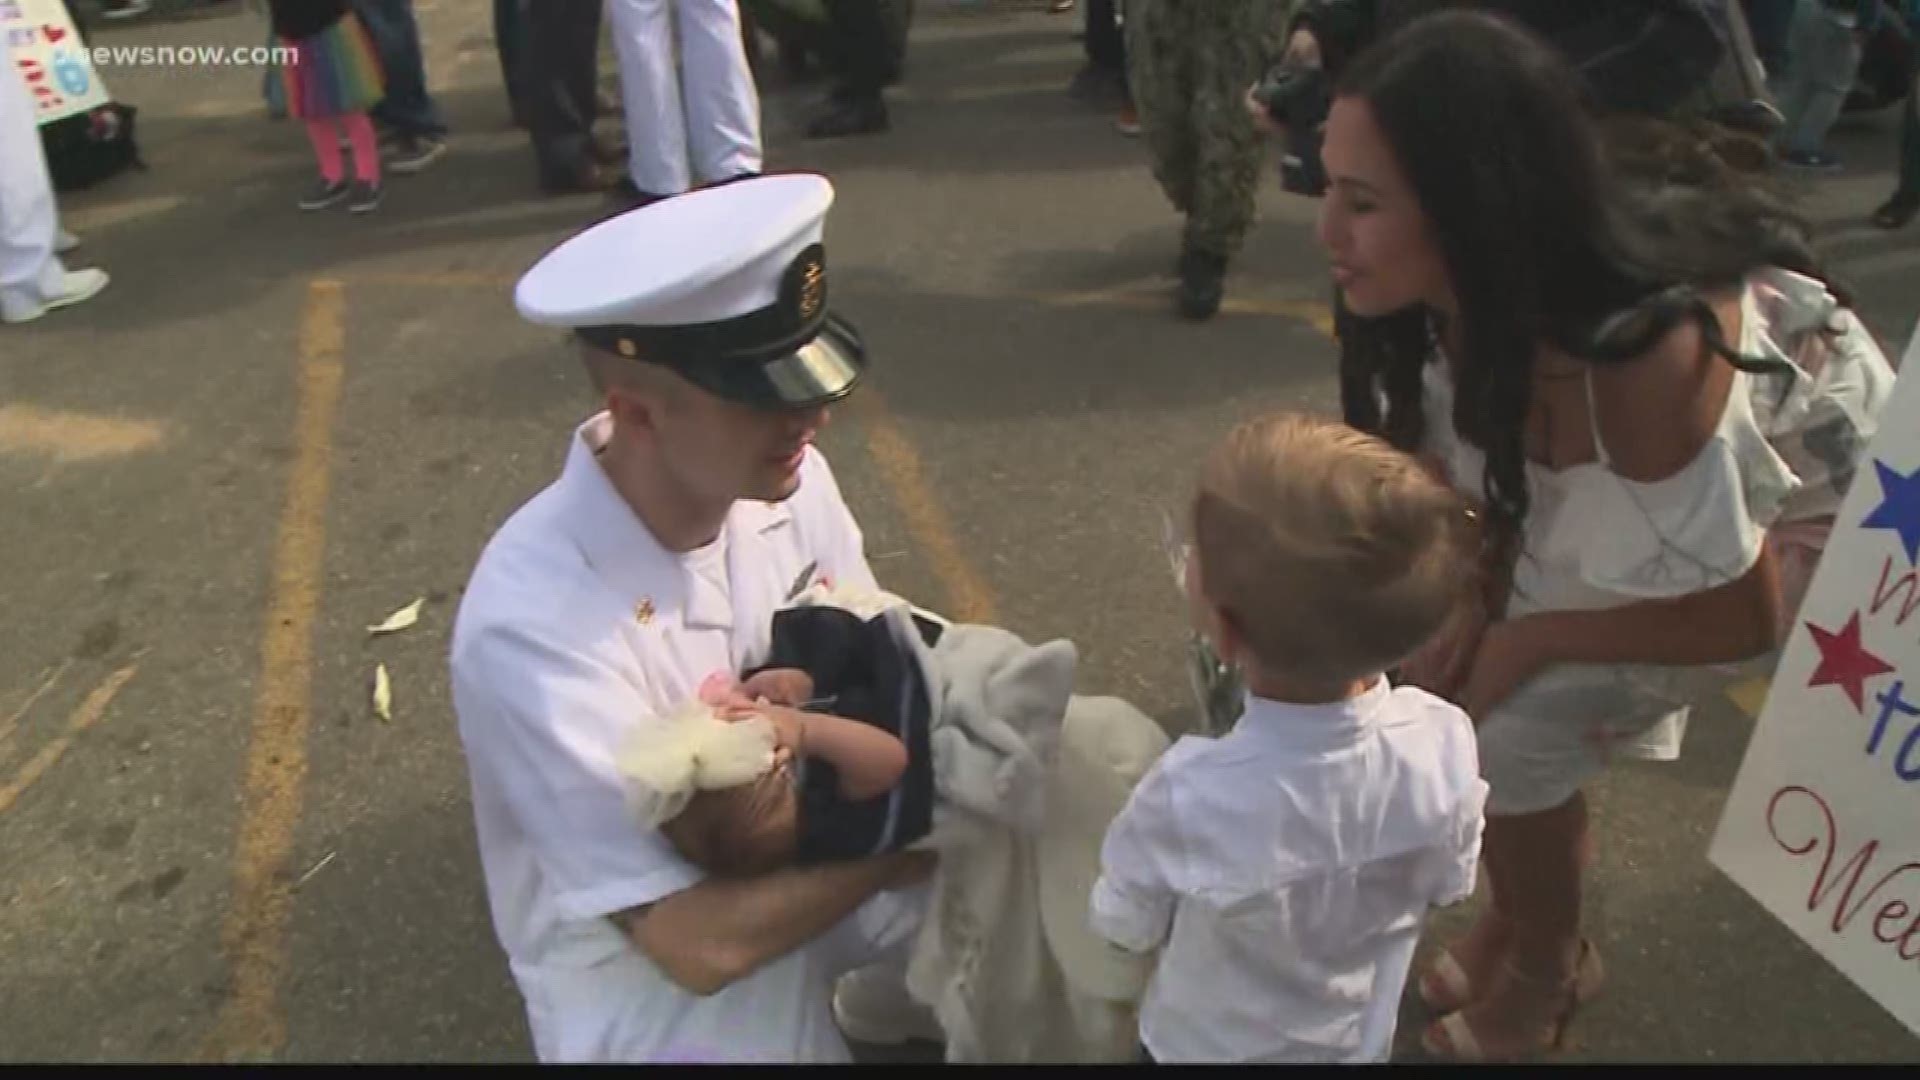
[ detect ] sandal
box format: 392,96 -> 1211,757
1871,194 -> 1920,230
1419,936 -> 1604,1014
1418,942 -> 1605,1062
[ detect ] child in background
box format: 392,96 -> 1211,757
1091,412 -> 1489,1063
268,0 -> 387,213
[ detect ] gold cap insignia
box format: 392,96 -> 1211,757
635,598 -> 655,624
798,256 -> 826,322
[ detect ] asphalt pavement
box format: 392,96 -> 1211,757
1,0 -> 1916,1063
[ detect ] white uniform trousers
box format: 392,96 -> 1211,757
609,0 -> 763,195
0,62 -> 65,309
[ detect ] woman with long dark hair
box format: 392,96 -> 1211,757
1318,11 -> 1895,1060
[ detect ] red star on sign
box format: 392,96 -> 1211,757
1804,612 -> 1895,713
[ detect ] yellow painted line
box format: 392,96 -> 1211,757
1039,282 -> 1335,331
0,663 -> 139,816
180,99 -> 266,121
199,279 -> 346,1063
336,273 -> 1336,337
59,195 -> 187,234
839,291 -> 1328,627
0,660 -> 71,747
1727,676 -> 1771,719
0,405 -> 166,464
349,271 -> 518,289
851,388 -> 999,625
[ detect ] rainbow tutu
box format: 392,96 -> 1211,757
277,12 -> 385,120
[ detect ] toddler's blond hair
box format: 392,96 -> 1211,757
1191,412 -> 1479,686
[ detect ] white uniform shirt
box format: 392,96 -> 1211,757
1091,680 -> 1487,1063
451,413 -> 926,1063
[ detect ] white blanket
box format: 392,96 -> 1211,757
903,624 -> 1154,1062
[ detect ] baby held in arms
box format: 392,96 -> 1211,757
661,667 -> 933,877
623,603 -> 941,877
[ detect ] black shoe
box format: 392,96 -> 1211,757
589,136 -> 626,166
539,158 -> 616,195
386,135 -> 448,175
807,98 -> 889,139
1872,192 -> 1920,230
1067,63 -> 1124,105
1177,248 -> 1228,321
299,178 -> 351,211
1708,98 -> 1785,138
348,181 -> 383,214
778,41 -> 814,82
610,177 -> 674,210
1780,149 -> 1843,173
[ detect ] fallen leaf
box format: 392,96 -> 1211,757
295,851 -> 336,889
367,598 -> 424,636
373,664 -> 392,723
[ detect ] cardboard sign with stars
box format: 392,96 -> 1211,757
1709,325 -> 1920,1038
2,0 -> 112,125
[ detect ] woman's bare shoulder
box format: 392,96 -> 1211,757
1591,293 -> 1743,484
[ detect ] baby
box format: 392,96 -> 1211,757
656,602 -> 942,878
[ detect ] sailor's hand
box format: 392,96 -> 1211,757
883,849 -> 938,889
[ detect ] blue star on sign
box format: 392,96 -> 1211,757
1861,459 -> 1920,566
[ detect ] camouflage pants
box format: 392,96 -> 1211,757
1123,0 -> 1279,260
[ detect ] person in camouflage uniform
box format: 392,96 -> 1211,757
1124,0 -> 1284,320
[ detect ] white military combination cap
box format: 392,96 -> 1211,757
514,172 -> 866,409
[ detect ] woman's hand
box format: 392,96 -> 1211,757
1399,599 -> 1489,700
1456,618 -> 1548,722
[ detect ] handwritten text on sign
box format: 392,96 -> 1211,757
1,0 -> 110,125
1712,335 -> 1920,1037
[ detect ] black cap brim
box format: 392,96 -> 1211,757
666,312 -> 867,410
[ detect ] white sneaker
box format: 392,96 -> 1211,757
56,229 -> 81,254
831,966 -> 944,1046
1,268 -> 110,324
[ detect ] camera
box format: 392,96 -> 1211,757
1253,61 -> 1331,197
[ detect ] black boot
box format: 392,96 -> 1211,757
807,94 -> 889,138
1177,248 -> 1227,321
1871,191 -> 1920,230
609,177 -> 673,210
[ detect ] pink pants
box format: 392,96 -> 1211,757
303,113 -> 379,184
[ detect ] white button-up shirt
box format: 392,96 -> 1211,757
451,413 -> 926,1063
1091,680 -> 1487,1063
